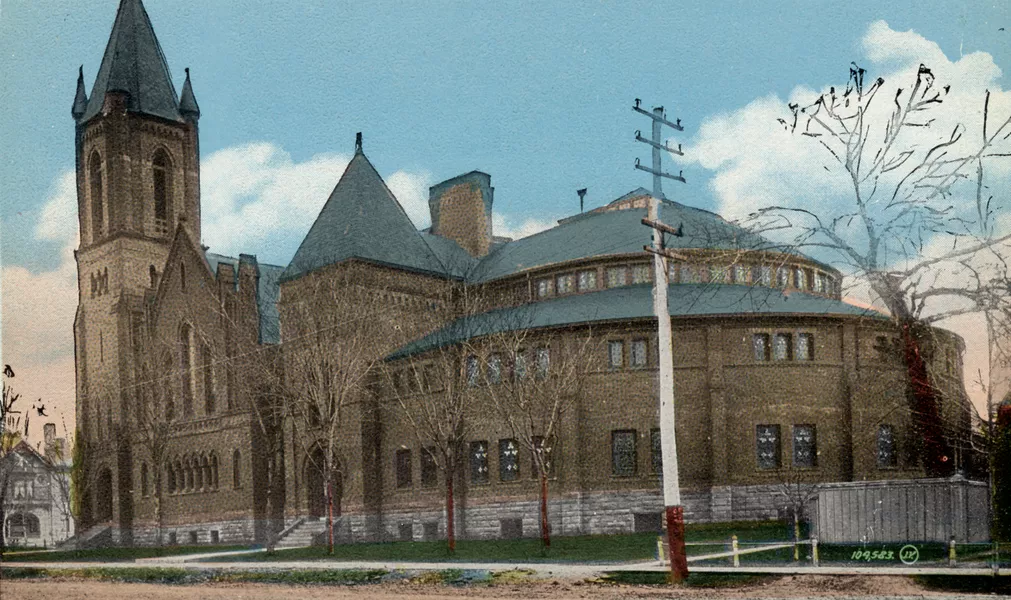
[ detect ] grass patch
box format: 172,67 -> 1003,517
1,544 -> 249,563
232,520 -> 792,564
601,571 -> 777,588
0,565 -> 388,586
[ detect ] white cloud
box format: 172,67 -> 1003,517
682,21 -> 1011,417
3,169 -> 80,442
387,170 -> 434,230
492,212 -> 555,240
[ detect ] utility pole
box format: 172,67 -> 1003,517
633,99 -> 688,583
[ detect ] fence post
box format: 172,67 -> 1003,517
948,536 -> 956,567
811,537 -> 819,567
994,542 -> 1000,576
657,536 -> 666,564
732,535 -> 740,567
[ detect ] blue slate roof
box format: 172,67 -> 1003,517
280,151 -> 447,282
389,283 -> 884,360
467,194 -> 790,283
205,252 -> 284,345
80,0 -> 182,124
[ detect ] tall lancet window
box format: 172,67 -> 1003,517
153,149 -> 172,235
90,151 -> 104,240
179,323 -> 194,416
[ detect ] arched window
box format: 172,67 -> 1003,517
149,265 -> 158,288
185,456 -> 194,491
201,455 -> 211,491
5,512 -> 41,539
179,324 -> 193,416
163,352 -> 174,421
167,462 -> 176,494
202,341 -> 215,415
211,453 -> 219,489
141,462 -> 149,497
153,149 -> 172,235
90,151 -> 104,241
195,455 -> 204,490
233,449 -> 242,489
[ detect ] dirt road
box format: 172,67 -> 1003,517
0,575 -> 978,600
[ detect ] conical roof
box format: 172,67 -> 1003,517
179,68 -> 200,117
281,149 -> 446,282
80,0 -> 181,123
72,66 -> 88,119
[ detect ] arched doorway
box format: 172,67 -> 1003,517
304,448 -> 341,518
95,467 -> 114,523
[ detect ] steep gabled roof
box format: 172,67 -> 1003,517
281,151 -> 446,282
80,0 -> 181,123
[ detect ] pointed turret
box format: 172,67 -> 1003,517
80,0 -> 181,123
179,67 -> 200,119
72,66 -> 88,120
281,134 -> 445,282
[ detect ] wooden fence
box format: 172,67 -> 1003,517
813,477 -> 989,543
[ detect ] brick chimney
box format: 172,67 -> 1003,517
428,171 -> 494,258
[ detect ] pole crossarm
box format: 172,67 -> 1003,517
636,132 -> 684,156
634,159 -> 686,183
644,246 -> 688,262
642,218 -> 684,238
633,104 -> 685,131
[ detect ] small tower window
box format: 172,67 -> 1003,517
233,449 -> 242,489
153,149 -> 173,235
90,151 -> 104,241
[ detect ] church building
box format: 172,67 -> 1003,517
72,0 -> 973,546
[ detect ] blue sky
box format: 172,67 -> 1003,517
1,0 -> 1009,438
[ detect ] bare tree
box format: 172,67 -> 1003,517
134,362 -> 173,548
0,365 -> 25,553
480,324 -> 594,549
281,263 -> 398,553
774,469 -> 819,561
754,64 -> 1011,475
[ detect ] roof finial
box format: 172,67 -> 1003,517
72,65 -> 88,120
355,132 -> 363,154
577,188 -> 587,213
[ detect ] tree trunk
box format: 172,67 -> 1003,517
156,485 -> 164,548
445,472 -> 456,553
793,510 -> 801,561
539,472 -> 550,549
327,479 -> 334,554
0,504 -> 6,553
900,320 -> 955,477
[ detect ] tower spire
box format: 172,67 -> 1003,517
179,67 -> 200,119
72,65 -> 88,120
80,0 -> 182,123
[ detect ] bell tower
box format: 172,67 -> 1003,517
72,0 -> 201,540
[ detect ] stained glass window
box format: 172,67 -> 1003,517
578,270 -> 597,291
777,266 -> 790,288
733,264 -> 749,284
793,425 -> 817,468
606,266 -> 627,288
631,264 -> 651,284
796,333 -> 814,361
536,347 -> 550,379
630,339 -> 647,368
556,274 -> 575,295
470,441 -> 489,484
537,278 -> 554,298
813,272 -> 824,293
756,425 -> 781,469
421,447 -> 438,488
877,425 -> 897,468
608,340 -> 624,369
466,355 -> 479,387
499,439 -> 519,481
611,430 -> 637,476
681,264 -> 702,283
650,428 -> 663,474
773,333 -> 792,360
394,449 -> 410,485
487,354 -> 502,384
794,268 -> 807,290
710,265 -> 730,283
753,334 -> 770,361
513,351 -> 528,380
